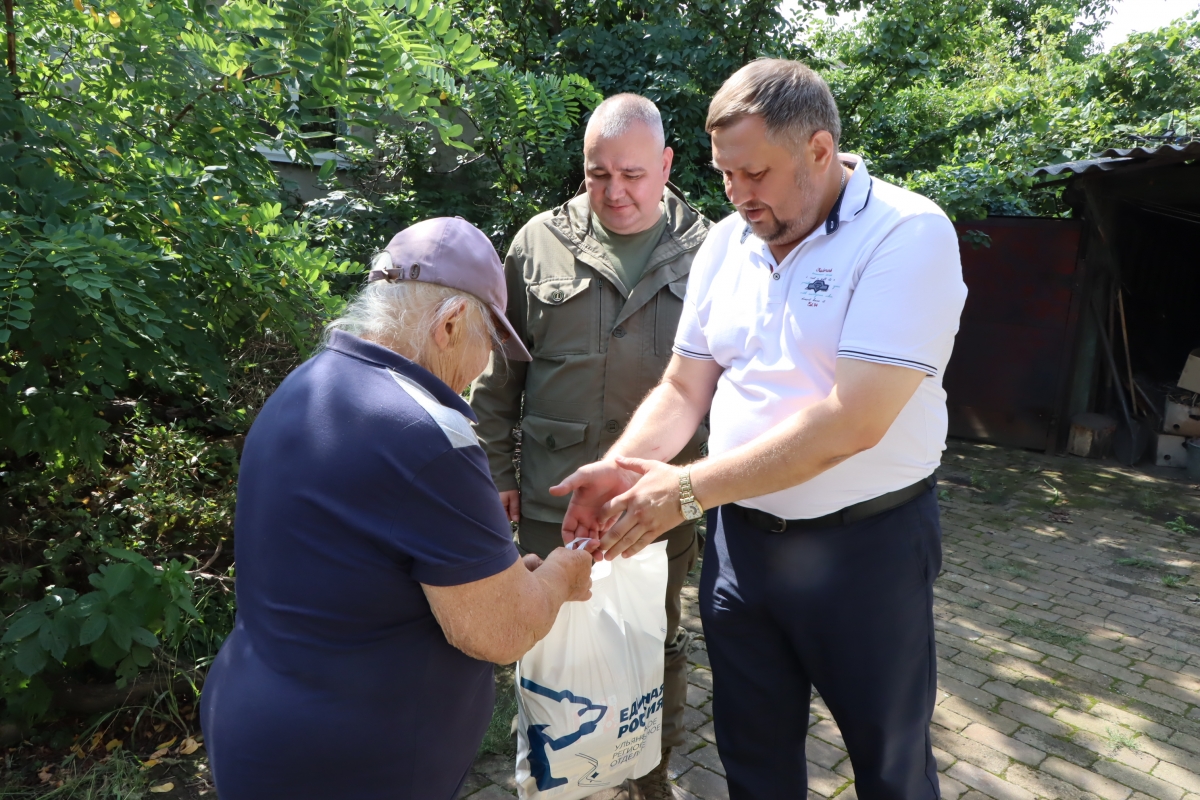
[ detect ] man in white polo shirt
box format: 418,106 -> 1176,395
552,59 -> 967,799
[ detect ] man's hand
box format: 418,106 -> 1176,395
499,490 -> 521,523
549,459 -> 640,545
595,457 -> 685,559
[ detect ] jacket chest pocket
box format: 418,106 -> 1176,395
654,278 -> 689,357
528,277 -> 595,356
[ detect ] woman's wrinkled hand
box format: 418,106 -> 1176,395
543,541 -> 598,602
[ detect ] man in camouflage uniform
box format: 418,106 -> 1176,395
469,93 -> 711,799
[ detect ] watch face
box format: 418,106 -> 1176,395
682,500 -> 703,521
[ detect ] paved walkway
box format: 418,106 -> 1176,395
463,440 -> 1200,800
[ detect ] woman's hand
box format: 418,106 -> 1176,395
541,541 -> 598,601
422,539 -> 598,664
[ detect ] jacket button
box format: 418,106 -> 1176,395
771,272 -> 780,281
550,289 -> 565,302
546,434 -> 556,449
612,326 -> 626,338
605,420 -> 618,433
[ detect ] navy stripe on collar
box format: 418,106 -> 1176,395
825,178 -> 849,235
857,178 -> 874,217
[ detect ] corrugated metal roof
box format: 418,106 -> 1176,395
1030,141 -> 1200,178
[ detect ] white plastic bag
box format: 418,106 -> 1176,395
515,540 -> 669,800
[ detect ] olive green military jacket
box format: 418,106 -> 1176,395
469,186 -> 712,523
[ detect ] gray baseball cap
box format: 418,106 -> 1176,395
370,217 -> 531,362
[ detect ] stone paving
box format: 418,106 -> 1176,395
463,439 -> 1200,800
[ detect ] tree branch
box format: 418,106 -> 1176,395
50,139 -> 113,184
191,538 -> 223,573
855,70 -> 908,131
4,0 -> 15,85
167,69 -> 290,133
192,571 -> 234,585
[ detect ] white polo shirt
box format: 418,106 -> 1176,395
674,155 -> 967,519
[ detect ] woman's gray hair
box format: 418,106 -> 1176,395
327,252 -> 503,370
585,93 -> 666,150
706,59 -> 841,151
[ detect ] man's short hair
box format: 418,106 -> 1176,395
584,93 -> 666,150
706,59 -> 841,151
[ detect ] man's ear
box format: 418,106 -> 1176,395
662,146 -> 675,180
807,131 -> 836,169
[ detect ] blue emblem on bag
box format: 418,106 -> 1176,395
520,678 -> 608,791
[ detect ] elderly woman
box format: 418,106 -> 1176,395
199,218 -> 596,800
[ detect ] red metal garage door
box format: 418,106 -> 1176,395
945,217 -> 1084,451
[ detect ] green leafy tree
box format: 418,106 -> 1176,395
812,1 -> 1199,219
0,0 -> 503,725
452,0 -> 1196,223
0,0 -> 494,468
462,0 -> 818,217
302,63 -> 601,264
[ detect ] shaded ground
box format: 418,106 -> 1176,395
1,712 -> 212,799
463,439 -> 1200,800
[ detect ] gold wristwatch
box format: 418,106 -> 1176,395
678,469 -> 704,521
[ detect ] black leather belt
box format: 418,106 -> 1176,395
734,474 -> 936,533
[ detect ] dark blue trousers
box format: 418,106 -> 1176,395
699,487 -> 943,800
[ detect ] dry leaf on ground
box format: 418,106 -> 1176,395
180,737 -> 201,755
149,782 -> 174,793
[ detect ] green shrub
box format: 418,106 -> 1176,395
0,550 -> 198,725
0,417 -> 241,725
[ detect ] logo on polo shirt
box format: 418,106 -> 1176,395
799,267 -> 840,307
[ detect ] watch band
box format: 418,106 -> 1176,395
679,469 -> 703,518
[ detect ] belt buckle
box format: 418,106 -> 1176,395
770,516 -> 787,533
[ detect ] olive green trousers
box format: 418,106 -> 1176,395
516,518 -> 698,751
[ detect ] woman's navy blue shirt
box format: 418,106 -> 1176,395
200,330 -> 519,800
